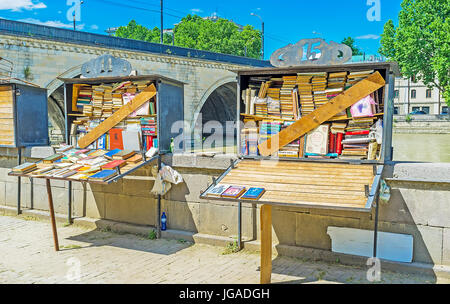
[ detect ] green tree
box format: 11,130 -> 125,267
379,0 -> 450,106
115,16 -> 262,59
341,37 -> 362,56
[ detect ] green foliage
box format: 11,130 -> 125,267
379,0 -> 450,106
341,37 -> 362,56
23,66 -> 33,81
147,229 -> 157,240
222,241 -> 240,255
115,16 -> 262,59
405,114 -> 413,122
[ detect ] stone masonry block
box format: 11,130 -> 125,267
444,228 -> 450,266
161,199 -> 199,233
72,188 -> 105,219
104,193 -> 156,226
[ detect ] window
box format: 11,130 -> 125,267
411,90 -> 417,99
426,89 -> 432,98
422,107 -> 430,114
394,90 -> 399,99
394,107 -> 399,115
412,107 -> 420,112
411,75 -> 417,83
442,107 -> 449,115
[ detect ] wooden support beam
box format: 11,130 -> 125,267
258,72 -> 386,156
260,204 -> 272,284
78,84 -> 157,148
46,179 -> 59,252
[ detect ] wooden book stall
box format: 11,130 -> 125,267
9,75 -> 185,251
200,63 -> 397,283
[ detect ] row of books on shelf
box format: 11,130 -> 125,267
76,81 -> 156,119
71,117 -> 157,152
11,144 -> 157,182
242,70 -> 381,120
241,117 -> 381,160
205,184 -> 265,201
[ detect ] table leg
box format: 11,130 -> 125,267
46,179 -> 59,251
260,204 -> 272,284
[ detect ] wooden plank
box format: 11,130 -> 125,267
0,86 -> 12,92
223,172 -> 373,186
258,72 -> 386,156
0,113 -> 13,119
0,141 -> 14,146
260,204 -> 272,284
0,130 -> 14,136
261,191 -> 367,204
217,181 -> 366,194
259,197 -> 366,209
231,167 -> 374,179
0,107 -> 13,114
238,160 -> 375,172
78,84 -> 157,148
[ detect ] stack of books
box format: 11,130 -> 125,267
280,76 -> 297,120
346,70 -> 374,88
240,126 -> 259,156
329,122 -> 347,155
13,163 -> 37,174
297,74 -> 314,115
340,118 -> 376,159
141,118 -> 157,151
278,122 -> 300,158
254,99 -> 268,116
312,72 -> 328,109
77,86 -> 92,110
259,121 -> 282,149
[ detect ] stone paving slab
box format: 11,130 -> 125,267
0,215 -> 444,284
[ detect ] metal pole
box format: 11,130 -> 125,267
261,21 -> 265,60
68,181 -> 73,224
156,155 -> 162,238
160,0 -> 164,44
17,148 -> 22,215
237,202 -> 243,250
30,178 -> 34,210
373,197 -> 380,257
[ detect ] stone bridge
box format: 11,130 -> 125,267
0,19 -> 270,143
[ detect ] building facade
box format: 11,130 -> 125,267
394,77 -> 447,115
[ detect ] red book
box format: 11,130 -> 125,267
336,133 -> 344,155
345,130 -> 370,136
329,132 -> 335,154
101,160 -> 126,170
109,129 -> 124,150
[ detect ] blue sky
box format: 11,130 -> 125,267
0,0 -> 403,59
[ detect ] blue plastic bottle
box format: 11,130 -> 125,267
161,212 -> 167,231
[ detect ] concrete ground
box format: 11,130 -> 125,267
0,214 -> 444,284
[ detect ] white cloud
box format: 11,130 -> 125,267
90,24 -> 99,30
356,34 -> 380,40
190,8 -> 203,14
0,0 -> 47,12
18,18 -> 85,30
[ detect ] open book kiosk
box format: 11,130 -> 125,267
200,62 -> 397,283
8,75 -> 185,251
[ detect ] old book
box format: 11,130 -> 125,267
305,124 -> 330,155
122,130 -> 141,151
241,188 -> 265,201
109,129 -> 124,150
112,150 -> 136,160
101,160 -> 126,170
126,154 -> 143,164
221,186 -> 246,199
88,170 -> 118,182
206,184 -> 231,198
43,154 -> 63,164
13,162 -> 37,173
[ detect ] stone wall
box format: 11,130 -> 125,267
393,115 -> 450,134
0,153 -> 449,270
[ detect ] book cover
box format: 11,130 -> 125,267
43,154 -> 63,164
109,129 -> 124,150
305,125 -> 330,155
221,186 -> 246,199
241,188 -> 265,201
89,170 -> 117,181
206,184 -> 231,197
123,131 -> 141,151
104,148 -> 122,158
13,162 -> 36,172
101,160 -> 126,170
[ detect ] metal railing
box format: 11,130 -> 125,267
0,56 -> 13,83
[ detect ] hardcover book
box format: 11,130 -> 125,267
206,184 -> 231,197
241,188 -> 265,201
101,160 -> 126,170
43,154 -> 63,164
305,125 -> 330,155
13,163 -> 37,173
88,170 -> 118,182
221,186 -> 246,199
109,129 -> 124,150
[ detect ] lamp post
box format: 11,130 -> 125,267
250,13 -> 264,60
73,1 -> 84,31
160,0 -> 164,44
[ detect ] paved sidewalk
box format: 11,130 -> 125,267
0,215 -> 441,284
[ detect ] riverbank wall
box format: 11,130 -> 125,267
393,115 -> 450,134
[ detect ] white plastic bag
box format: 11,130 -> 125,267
151,172 -> 172,196
160,164 -> 183,185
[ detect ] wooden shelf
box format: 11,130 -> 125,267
241,113 -> 384,123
